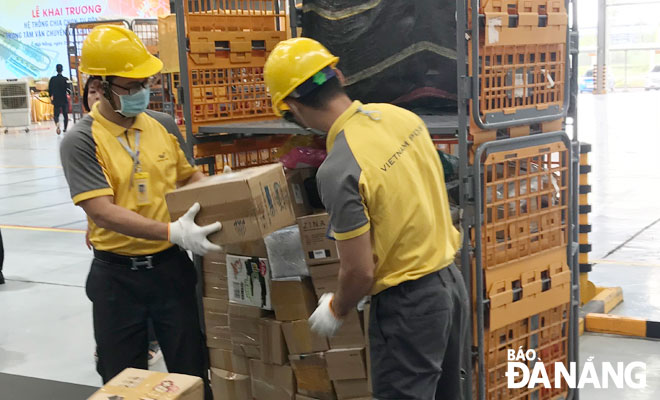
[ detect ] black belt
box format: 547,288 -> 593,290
93,246 -> 181,270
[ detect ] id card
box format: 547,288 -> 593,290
134,171 -> 151,206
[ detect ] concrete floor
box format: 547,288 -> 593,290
0,91 -> 659,398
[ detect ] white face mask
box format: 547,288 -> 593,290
115,87 -> 151,117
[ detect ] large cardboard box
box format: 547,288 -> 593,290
227,254 -> 272,310
282,320 -> 329,355
260,318 -> 288,365
297,214 -> 339,266
205,311 -> 229,338
308,263 -> 339,296
289,353 -> 335,400
228,303 -> 270,349
295,395 -> 320,400
285,168 -> 315,218
271,278 -> 317,321
209,349 -> 250,375
250,360 -> 296,400
203,297 -> 229,314
88,368 -> 203,400
328,310 -> 365,349
233,343 -> 261,359
203,272 -> 229,300
333,379 -> 370,400
325,348 -> 367,381
166,163 -> 296,245
211,368 -> 252,400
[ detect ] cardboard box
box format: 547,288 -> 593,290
203,297 -> 229,314
211,368 -> 252,400
285,168 -> 315,218
205,311 -> 229,337
308,263 -> 340,296
166,163 -> 296,245
233,343 -> 261,359
325,348 -> 367,381
328,310 -> 365,349
289,353 -> 335,400
333,379 -> 370,400
282,320 -> 329,355
207,325 -> 233,350
88,368 -> 203,400
228,303 -> 269,348
250,360 -> 296,400
209,349 -> 250,375
203,272 -> 229,300
227,254 -> 272,310
260,318 -> 288,365
271,278 -> 317,321
297,214 -> 339,266
225,238 -> 268,258
202,252 -> 227,275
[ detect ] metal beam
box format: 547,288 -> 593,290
596,0 -> 608,94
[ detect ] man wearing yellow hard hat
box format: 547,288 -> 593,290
265,38 -> 469,399
59,25 -> 218,398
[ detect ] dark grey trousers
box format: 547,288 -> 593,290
369,263 -> 469,400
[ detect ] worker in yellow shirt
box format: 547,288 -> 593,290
265,38 -> 469,399
60,26 -> 218,398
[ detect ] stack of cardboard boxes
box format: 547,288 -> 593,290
166,163 -> 371,400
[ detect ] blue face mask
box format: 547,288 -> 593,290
116,87 -> 150,117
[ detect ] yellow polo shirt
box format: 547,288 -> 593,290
316,101 -> 460,294
60,104 -> 198,255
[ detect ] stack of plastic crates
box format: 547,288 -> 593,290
182,0 -> 289,134
468,0 -> 569,146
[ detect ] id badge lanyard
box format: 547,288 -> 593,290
117,130 -> 151,206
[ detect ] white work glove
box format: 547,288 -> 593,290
169,202 -> 223,256
309,293 -> 343,337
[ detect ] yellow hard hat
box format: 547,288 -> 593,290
80,25 -> 163,79
264,37 -> 339,116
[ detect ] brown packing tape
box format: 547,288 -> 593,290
289,354 -> 335,400
271,278 -> 318,322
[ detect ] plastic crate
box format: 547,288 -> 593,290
188,30 -> 286,68
193,135 -> 290,174
131,19 -> 159,56
481,303 -> 570,400
188,65 -> 275,132
478,141 -> 569,270
469,0 -> 568,128
184,0 -> 288,33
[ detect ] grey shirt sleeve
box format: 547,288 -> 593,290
316,131 -> 370,237
59,116 -> 112,202
145,110 -> 194,165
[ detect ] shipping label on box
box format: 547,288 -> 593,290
211,368 -> 252,400
166,163 -> 296,245
227,254 -> 272,310
209,349 -> 250,375
325,348 -> 367,381
88,368 -> 203,400
297,214 -> 339,265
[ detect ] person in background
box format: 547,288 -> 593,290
264,38 -> 469,400
82,75 -> 163,366
60,26 -> 220,398
48,64 -> 70,135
